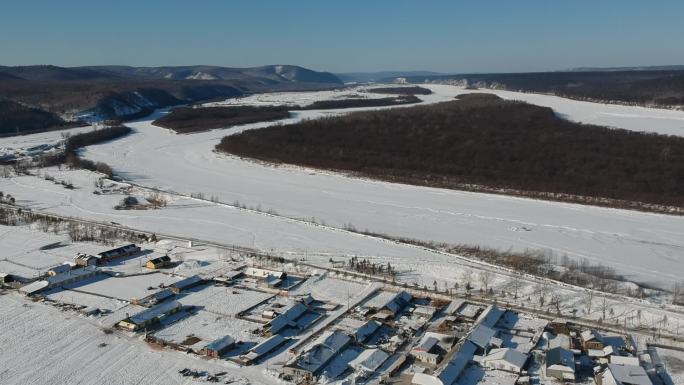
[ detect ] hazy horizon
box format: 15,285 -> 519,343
2,0 -> 684,74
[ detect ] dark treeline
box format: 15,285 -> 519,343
152,106 -> 291,133
217,93 -> 684,208
366,86 -> 433,95
153,96 -> 422,134
301,95 -> 420,110
0,100 -> 80,136
405,70 -> 684,107
36,125 -> 131,177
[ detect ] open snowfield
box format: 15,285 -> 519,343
60,84 -> 684,288
0,224 -> 107,277
0,124 -> 94,152
153,308 -> 264,348
0,292 -> 278,385
202,86 -> 396,108
68,272 -> 180,301
178,283 -> 273,317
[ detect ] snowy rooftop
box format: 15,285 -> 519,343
439,341 -> 477,385
348,348 -> 389,373
468,324 -> 496,349
474,304 -> 505,329
292,330 -> 351,374
482,348 -> 528,368
601,363 -> 652,385
128,300 -> 181,325
204,335 -> 235,352
268,302 -> 308,334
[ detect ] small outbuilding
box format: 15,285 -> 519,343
146,256 -> 172,269
98,244 -> 141,263
47,263 -> 73,276
546,346 -> 576,382
0,273 -> 14,285
169,275 -> 203,293
74,253 -> 98,267
201,335 -> 235,358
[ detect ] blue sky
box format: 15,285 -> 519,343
1,0 -> 683,73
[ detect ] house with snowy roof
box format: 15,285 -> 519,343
412,336 -> 442,364
546,346 -> 576,382
596,363 -> 653,385
468,324 -> 497,354
480,348 -> 529,373
439,341 -> 477,385
265,301 -> 309,335
283,330 -> 351,380
117,300 -> 182,331
354,320 -> 381,344
240,334 -> 288,365
201,335 -> 235,358
581,329 -> 605,350
169,275 -> 203,293
349,348 -> 390,377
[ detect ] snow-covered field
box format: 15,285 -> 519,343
69,273 -> 180,301
0,124 -> 94,153
0,292 -> 275,385
59,84 -> 684,288
202,86 -> 396,108
179,284 -> 273,317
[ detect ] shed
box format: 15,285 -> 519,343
201,335 -> 235,358
241,334 -> 287,364
244,267 -> 285,279
169,275 -> 203,293
47,263 -> 72,276
98,244 -> 140,262
146,256 -> 172,269
0,272 -> 14,284
74,253 -> 98,267
546,346 -> 576,382
581,329 -> 605,350
118,300 -> 182,331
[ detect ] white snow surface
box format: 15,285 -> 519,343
0,292 -> 277,385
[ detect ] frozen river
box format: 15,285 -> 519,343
23,84 -> 684,288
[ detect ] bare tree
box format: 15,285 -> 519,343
146,192 -> 168,209
461,270 -> 473,293
511,276 -> 523,300
673,281 -> 684,305
585,291 -> 594,314
479,271 -> 493,294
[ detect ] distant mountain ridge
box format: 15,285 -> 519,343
396,69 -> 684,108
0,64 -> 342,84
0,64 -> 343,132
565,65 -> 684,72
